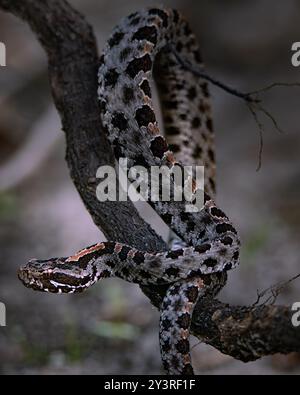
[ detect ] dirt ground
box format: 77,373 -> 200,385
0,0 -> 300,375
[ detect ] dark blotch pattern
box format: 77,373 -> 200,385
176,339 -> 190,354
175,83 -> 184,90
161,213 -> 173,224
122,267 -> 130,277
203,257 -> 217,267
187,87 -> 197,100
160,339 -> 171,353
133,154 -> 149,168
139,270 -> 152,280
126,54 -> 152,78
195,243 -> 211,254
120,47 -> 131,62
211,207 -> 227,218
193,50 -> 202,63
173,9 -> 180,24
176,41 -> 183,52
189,269 -> 203,277
165,267 -> 180,277
103,242 -> 116,255
118,245 -> 132,262
133,251 -> 145,265
104,68 -> 119,87
113,143 -> 123,159
192,117 -> 201,128
201,83 -> 209,97
192,145 -> 202,159
99,100 -> 107,113
166,249 -> 184,259
169,284 -> 181,296
161,318 -> 172,330
185,286 -> 199,303
182,364 -> 194,375
206,118 -> 213,131
202,275 -> 212,285
106,260 -> 115,269
108,31 -> 124,47
225,262 -> 232,271
99,54 -> 104,65
204,193 -> 211,203
140,79 -> 152,97
202,215 -> 212,225
180,212 -> 190,222
123,86 -> 135,103
216,223 -> 237,234
129,17 -> 140,26
171,356 -> 180,369
111,112 -> 128,130
150,136 -> 168,158
183,23 -> 192,36
149,8 -> 168,27
233,251 -> 239,260
128,11 -> 138,19
186,221 -> 195,232
208,149 -> 215,162
136,105 -> 156,127
221,236 -> 233,246
176,313 -> 190,329
100,269 -> 111,278
132,26 -> 158,45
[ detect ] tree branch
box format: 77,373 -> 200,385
171,45 -> 300,171
1,0 -> 299,363
0,0 -> 165,252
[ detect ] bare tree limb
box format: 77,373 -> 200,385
1,0 -> 299,363
0,0 -> 165,252
171,46 -> 300,170
253,274 -> 300,307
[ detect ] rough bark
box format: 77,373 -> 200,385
1,0 -> 299,362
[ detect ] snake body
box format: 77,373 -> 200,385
18,8 -> 240,375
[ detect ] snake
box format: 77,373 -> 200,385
18,8 -> 240,375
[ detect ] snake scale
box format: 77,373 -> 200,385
18,8 -> 240,375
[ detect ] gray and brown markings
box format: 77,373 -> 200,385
19,8 -> 240,376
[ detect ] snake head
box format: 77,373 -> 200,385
18,257 -> 90,294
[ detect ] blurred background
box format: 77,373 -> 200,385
0,0 -> 300,375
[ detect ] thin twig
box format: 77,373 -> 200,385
172,46 -> 300,170
253,273 -> 300,307
246,103 -> 264,171
255,103 -> 284,134
171,46 -> 260,104
247,82 -> 300,95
